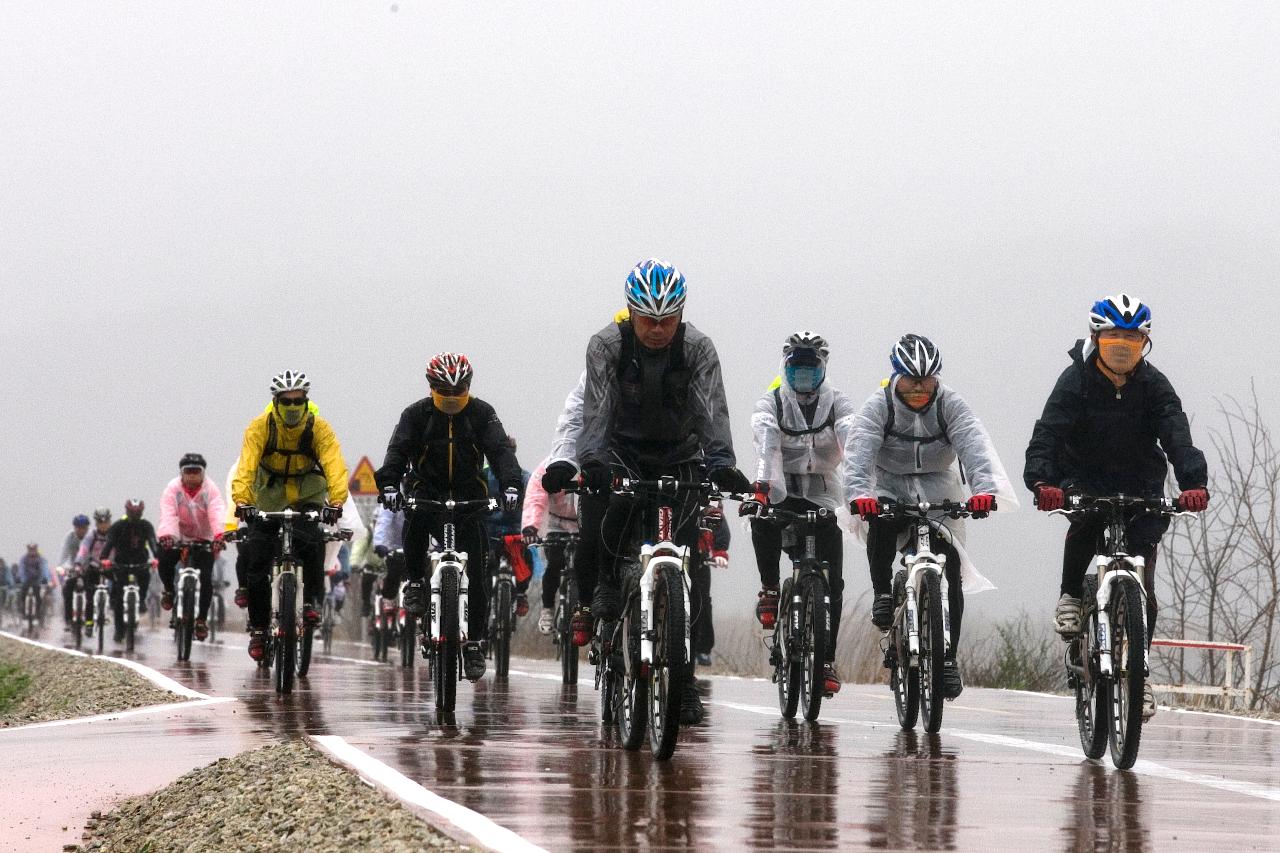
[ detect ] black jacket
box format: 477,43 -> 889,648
376,396 -> 522,501
1024,340 -> 1208,496
100,519 -> 158,565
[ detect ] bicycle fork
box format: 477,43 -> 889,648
428,553 -> 469,646
901,559 -> 952,664
1093,557 -> 1148,679
637,544 -> 691,669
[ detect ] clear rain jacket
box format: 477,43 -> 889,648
522,456 -> 580,536
750,371 -> 858,511
578,321 -> 736,471
549,373 -> 586,468
845,376 -> 1020,593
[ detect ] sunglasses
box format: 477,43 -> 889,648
181,466 -> 205,474
276,396 -> 309,406
431,385 -> 469,397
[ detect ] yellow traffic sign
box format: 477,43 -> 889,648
349,456 -> 378,496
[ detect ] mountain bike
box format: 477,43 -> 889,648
487,540 -> 517,680
173,541 -> 212,662
89,561 -> 111,654
20,582 -> 45,636
607,476 -> 733,761
67,567 -> 87,650
754,503 -> 836,721
539,532 -> 580,686
878,500 -> 980,734
115,562 -> 147,653
404,495 -> 497,717
1051,494 -> 1186,769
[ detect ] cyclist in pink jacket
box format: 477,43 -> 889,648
521,455 -> 580,634
156,453 -> 227,640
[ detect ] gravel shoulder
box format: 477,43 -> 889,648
76,740 -> 470,852
0,636 -> 179,727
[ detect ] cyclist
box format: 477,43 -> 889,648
232,370 -> 349,662
576,259 -> 752,723
99,499 -> 160,643
156,453 -> 227,641
692,499 -> 730,667
522,454 -> 580,634
376,352 -> 523,683
14,544 -> 51,620
1024,294 -> 1208,718
745,332 -> 856,693
848,334 -> 1017,700
58,514 -> 90,628
369,504 -> 403,607
75,507 -> 114,634
485,438 -> 533,619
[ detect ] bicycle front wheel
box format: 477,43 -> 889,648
559,578 -> 579,686
125,596 -> 137,652
799,574 -> 828,722
891,571 -> 920,729
96,596 -> 106,655
493,580 -> 512,680
1109,576 -> 1146,769
1074,575 -> 1108,759
648,565 -> 687,760
275,573 -> 297,695
401,613 -> 417,669
618,593 -> 647,750
178,584 -> 195,661
776,578 -> 800,719
435,569 -> 459,714
918,571 -> 946,733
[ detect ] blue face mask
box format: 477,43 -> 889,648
785,364 -> 825,393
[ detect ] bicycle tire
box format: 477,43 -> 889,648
799,574 -> 828,722
618,593 -> 647,750
275,573 -> 297,695
493,581 -> 511,680
891,570 -> 920,729
401,614 -> 417,669
560,578 -> 579,686
435,568 -> 460,714
1109,576 -> 1146,769
96,594 -> 106,655
208,596 -> 219,643
179,583 -> 195,662
918,570 -> 946,733
72,609 -> 83,651
299,626 -> 313,677
776,577 -> 800,719
1075,575 -> 1108,759
648,565 -> 686,760
125,593 -> 136,653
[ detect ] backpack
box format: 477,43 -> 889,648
260,413 -> 322,483
772,387 -> 835,437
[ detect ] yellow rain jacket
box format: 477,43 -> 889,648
231,402 -> 350,512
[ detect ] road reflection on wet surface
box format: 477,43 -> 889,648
7,625 -> 1280,851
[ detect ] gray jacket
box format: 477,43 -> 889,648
578,321 -> 736,471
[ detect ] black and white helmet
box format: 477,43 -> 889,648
270,370 -> 311,396
890,334 -> 942,378
93,506 -> 112,523
783,331 -> 830,364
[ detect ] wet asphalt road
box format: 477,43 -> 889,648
8,622 -> 1280,852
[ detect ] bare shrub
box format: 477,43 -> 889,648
961,613 -> 1061,693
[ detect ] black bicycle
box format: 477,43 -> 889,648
487,539 -> 517,681
539,532 -> 580,686
754,504 -> 836,721
1051,494 -> 1186,769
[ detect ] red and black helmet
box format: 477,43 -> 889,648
124,499 -> 145,519
426,352 -> 473,392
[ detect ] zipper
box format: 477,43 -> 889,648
448,417 -> 454,484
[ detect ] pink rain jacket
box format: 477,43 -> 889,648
521,457 -> 579,536
157,477 -> 227,542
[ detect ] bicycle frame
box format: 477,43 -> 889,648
117,564 -> 146,629
176,564 -> 202,623
899,522 -> 951,665
636,503 -> 691,670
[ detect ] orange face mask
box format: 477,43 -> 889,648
898,390 -> 933,410
1097,338 -> 1144,377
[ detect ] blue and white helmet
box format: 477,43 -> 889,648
890,334 -> 942,378
1089,294 -> 1152,333
624,258 -> 687,318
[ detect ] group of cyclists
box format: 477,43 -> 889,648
8,260 -> 1209,731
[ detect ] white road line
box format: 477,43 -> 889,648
311,735 -> 549,853
507,668 -> 573,684
0,629 -> 212,699
318,654 -> 383,667
710,696 -> 1280,803
0,697 -> 236,734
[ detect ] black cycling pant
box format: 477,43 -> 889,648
243,517 -> 324,631
867,514 -> 963,659
751,496 -> 845,662
108,565 -> 152,626
1062,513 -> 1168,647
574,490 -> 609,605
158,546 -> 215,620
380,551 -> 407,601
690,556 -> 714,656
404,509 -> 488,639
538,541 -> 566,610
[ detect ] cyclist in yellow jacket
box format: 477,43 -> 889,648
232,370 -> 350,662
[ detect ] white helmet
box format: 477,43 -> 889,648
890,334 -> 942,378
270,370 -> 311,396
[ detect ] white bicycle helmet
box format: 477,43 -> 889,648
270,370 -> 311,396
890,334 -> 942,377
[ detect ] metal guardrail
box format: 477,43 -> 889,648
1150,638 -> 1254,708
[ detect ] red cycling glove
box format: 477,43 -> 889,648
853,497 -> 880,519
1178,488 -> 1209,512
1035,485 -> 1064,511
967,494 -> 995,514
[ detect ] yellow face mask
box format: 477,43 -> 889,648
432,390 -> 470,415
1097,337 -> 1144,377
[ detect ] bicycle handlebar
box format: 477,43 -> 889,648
751,505 -> 837,526
877,499 -> 979,520
1049,494 -> 1185,519
403,496 -> 499,513
255,509 -> 323,522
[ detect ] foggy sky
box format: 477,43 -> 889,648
3,2 -> 1278,628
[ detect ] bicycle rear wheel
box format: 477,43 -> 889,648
493,580 -> 512,680
559,578 -> 579,686
1074,575 -> 1108,759
799,574 -> 828,722
891,571 -> 920,729
434,569 -> 459,715
648,566 -> 686,760
1109,576 -> 1146,769
275,573 -> 297,695
776,578 -> 800,719
298,624 -> 313,677
918,571 -> 946,733
618,593 -> 647,750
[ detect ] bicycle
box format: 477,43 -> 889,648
67,567 -> 87,650
877,499 -> 981,734
604,476 -> 733,761
88,561 -> 111,654
753,503 -> 837,722
114,562 -> 147,653
402,495 -> 497,718
537,532 -> 580,686
20,582 -> 45,636
173,541 -> 212,662
487,540 -> 517,681
365,564 -> 393,663
1050,494 -> 1186,769
396,572 -> 416,670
